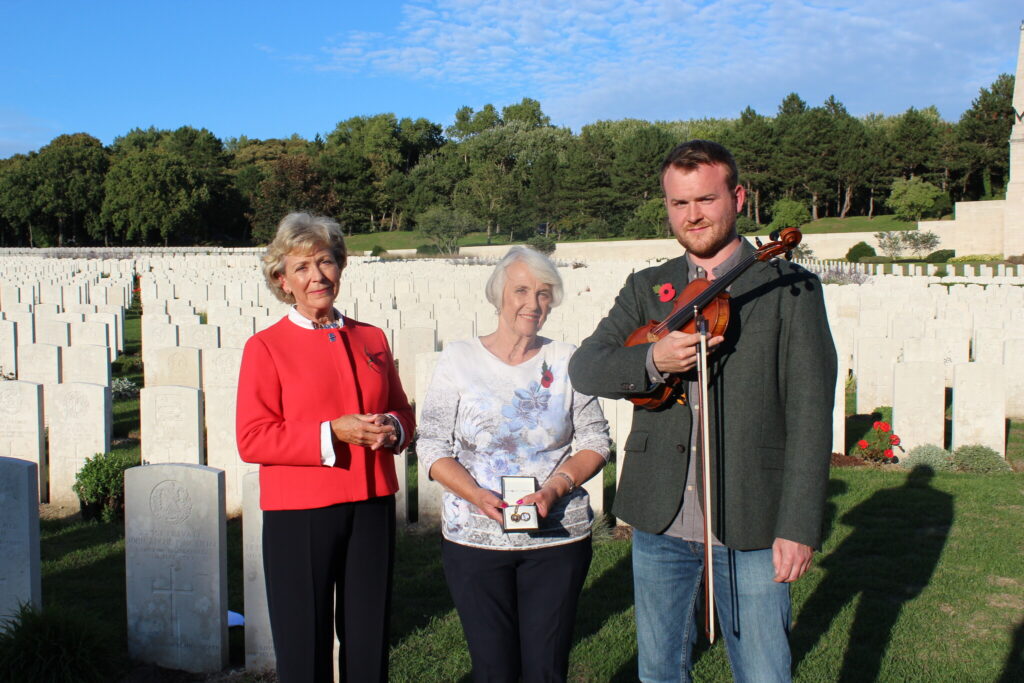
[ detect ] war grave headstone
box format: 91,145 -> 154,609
952,363 -> 1006,456
242,472 -> 275,672
141,386 -> 205,465
17,343 -> 61,389
0,457 -> 41,624
62,344 -> 112,386
893,362 -> 945,452
125,464 -> 228,672
1005,339 -> 1024,417
46,382 -> 112,506
0,380 -> 45,502
0,319 -> 16,377
202,347 -> 251,512
855,338 -> 901,414
415,351 -> 443,526
36,318 -> 70,347
396,327 -> 437,401
146,346 -> 203,389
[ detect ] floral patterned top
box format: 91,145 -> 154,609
417,337 -> 611,550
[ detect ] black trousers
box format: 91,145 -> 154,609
262,495 -> 395,683
442,537 -> 593,683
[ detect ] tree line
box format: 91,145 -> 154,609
0,76 -> 1015,248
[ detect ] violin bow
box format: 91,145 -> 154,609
694,306 -> 716,643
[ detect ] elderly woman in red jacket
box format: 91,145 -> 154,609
236,212 -> 414,683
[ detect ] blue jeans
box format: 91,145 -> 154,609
632,530 -> 792,683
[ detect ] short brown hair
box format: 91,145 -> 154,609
660,140 -> 739,190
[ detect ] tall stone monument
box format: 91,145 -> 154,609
921,22 -> 1024,256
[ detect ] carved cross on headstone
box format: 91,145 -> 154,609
151,564 -> 194,649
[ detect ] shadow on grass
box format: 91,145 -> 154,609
791,466 -> 952,682
999,618 -> 1024,683
574,551 -> 633,645
391,529 -> 453,645
41,518 -> 132,677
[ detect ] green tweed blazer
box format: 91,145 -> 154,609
569,240 -> 837,550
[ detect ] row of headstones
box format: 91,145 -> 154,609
805,259 -> 1023,278
0,457 -> 362,676
0,373 -> 254,511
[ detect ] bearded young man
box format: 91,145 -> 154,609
569,140 -> 837,683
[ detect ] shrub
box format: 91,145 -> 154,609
415,243 -> 441,255
952,444 -> 1011,473
527,235 -> 556,254
817,267 -> 870,285
926,249 -> 955,263
370,244 -> 388,256
948,254 -> 1003,263
735,215 -> 760,235
110,376 -> 138,400
767,198 -> 811,231
874,231 -> 906,259
791,243 -> 815,260
0,603 -> 115,683
845,241 -> 876,262
900,444 -> 954,472
72,451 -> 139,522
859,255 -> 893,264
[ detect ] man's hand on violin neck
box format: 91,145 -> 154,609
651,331 -> 724,374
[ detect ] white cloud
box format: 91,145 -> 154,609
313,0 -> 1022,126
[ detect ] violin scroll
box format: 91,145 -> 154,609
755,227 -> 802,262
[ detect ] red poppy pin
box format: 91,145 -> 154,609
364,347 -> 385,374
653,282 -> 676,303
540,361 -> 553,388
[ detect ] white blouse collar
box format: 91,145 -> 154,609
287,306 -> 345,329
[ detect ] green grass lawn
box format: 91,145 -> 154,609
38,458 -> 1024,682
344,215 -> 918,253
343,230 -> 519,253
783,214 -> 919,235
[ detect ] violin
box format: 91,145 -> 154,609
625,228 -> 802,410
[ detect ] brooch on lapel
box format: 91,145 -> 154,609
653,282 -> 676,303
364,347 -> 385,373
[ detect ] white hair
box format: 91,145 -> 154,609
484,246 -> 564,309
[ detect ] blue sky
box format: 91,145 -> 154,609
1,0 -> 1020,158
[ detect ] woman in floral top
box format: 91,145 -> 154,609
418,246 -> 610,682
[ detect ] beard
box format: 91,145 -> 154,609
678,221 -> 738,259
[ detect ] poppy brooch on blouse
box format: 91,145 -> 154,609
540,360 -> 553,388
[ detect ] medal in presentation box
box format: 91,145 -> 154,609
501,475 -> 539,531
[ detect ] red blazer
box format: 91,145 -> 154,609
236,315 -> 414,511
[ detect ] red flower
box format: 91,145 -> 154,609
884,449 -> 894,459
889,434 -> 901,446
540,361 -> 553,388
655,283 -> 676,303
857,439 -> 869,449
878,422 -> 891,432
872,421 -> 882,430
